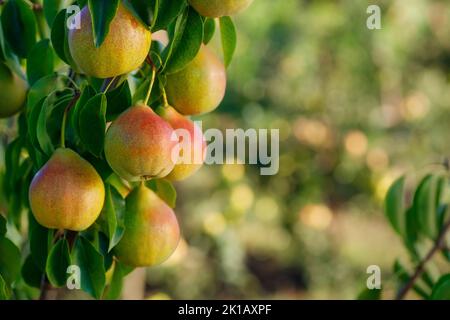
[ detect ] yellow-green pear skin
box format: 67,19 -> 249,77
0,62 -> 28,118
166,46 -> 226,115
29,148 -> 105,231
68,3 -> 152,78
115,185 -> 180,267
104,104 -> 178,182
189,0 -> 253,17
159,106 -> 206,181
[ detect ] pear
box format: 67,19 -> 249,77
0,62 -> 28,118
165,45 -> 226,115
189,0 -> 253,18
29,148 -> 105,231
68,3 -> 152,78
115,185 -> 180,267
158,106 -> 206,181
104,104 -> 178,182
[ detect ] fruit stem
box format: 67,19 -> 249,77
60,92 -> 81,148
161,84 -> 169,107
144,65 -> 157,106
102,77 -> 116,93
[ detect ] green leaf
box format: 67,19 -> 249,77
0,237 -> 21,284
103,261 -> 125,300
151,0 -> 186,32
0,215 -> 6,237
72,236 -> 106,299
88,0 -> 120,48
431,274 -> 450,300
50,8 -> 79,68
78,93 -> 107,157
203,18 -> 216,44
356,287 -> 382,300
27,40 -> 55,86
43,0 -> 72,27
146,179 -> 177,208
46,238 -> 71,287
101,184 -> 125,252
219,16 -> 237,68
1,0 -> 37,58
122,0 -> 154,28
70,84 -> 96,139
385,176 -> 406,237
0,19 -> 24,77
163,7 -> 203,74
105,81 -> 132,122
413,174 -> 440,239
37,90 -> 74,156
21,254 -> 43,288
394,260 -> 429,299
0,273 -> 11,300
27,73 -> 69,111
29,212 -> 53,272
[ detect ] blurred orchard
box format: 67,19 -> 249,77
2,0 -> 450,299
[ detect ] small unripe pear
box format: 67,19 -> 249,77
166,45 -> 226,115
29,148 -> 105,231
104,104 -> 178,182
68,3 -> 152,78
0,62 -> 28,118
115,185 -> 180,267
158,106 -> 206,181
189,0 -> 253,18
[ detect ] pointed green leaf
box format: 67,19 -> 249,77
413,174 -> 440,239
88,0 -> 120,48
385,176 -> 406,237
431,274 -> 450,300
219,16 -> 236,67
0,237 -> 21,284
27,40 -> 55,86
78,93 -> 107,157
146,179 -> 177,208
203,18 -> 216,44
46,238 -> 71,287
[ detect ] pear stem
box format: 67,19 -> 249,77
161,85 -> 169,107
102,77 -> 116,93
144,65 -> 157,106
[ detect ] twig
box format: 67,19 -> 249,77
396,219 -> 450,299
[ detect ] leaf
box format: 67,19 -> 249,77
1,0 -> 37,58
385,176 -> 406,237
22,255 -> 43,288
219,16 -> 237,67
37,90 -> 74,156
151,0 -> 186,32
146,179 -> 177,208
46,238 -> 71,287
28,212 -> 52,272
103,261 -> 125,300
0,19 -> 24,77
0,273 -> 11,300
393,260 -> 429,299
50,8 -> 78,68
0,237 -> 21,284
43,0 -> 72,27
70,84 -> 96,139
72,236 -> 106,299
203,18 -> 216,44
0,215 -> 5,237
105,81 -> 132,122
431,274 -> 450,300
356,287 -> 382,300
163,7 -> 203,74
122,0 -> 154,28
27,73 -> 69,110
88,0 -> 120,48
101,184 -> 125,252
78,93 -> 107,157
413,174 -> 440,239
27,40 -> 55,86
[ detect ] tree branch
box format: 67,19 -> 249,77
395,219 -> 450,300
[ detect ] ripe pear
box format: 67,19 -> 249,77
68,3 -> 152,78
114,185 -> 180,267
189,0 -> 253,17
104,104 -> 178,182
0,62 -> 28,118
29,148 -> 105,231
158,106 -> 206,181
165,45 -> 226,115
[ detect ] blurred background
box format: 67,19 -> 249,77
3,0 -> 450,299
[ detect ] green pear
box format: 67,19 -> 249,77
0,62 -> 28,118
68,3 -> 152,78
189,0 -> 253,17
29,148 -> 105,231
115,185 -> 180,267
104,104 -> 178,182
165,45 -> 226,115
158,106 -> 206,181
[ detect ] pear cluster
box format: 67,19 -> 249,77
24,2 -> 251,268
